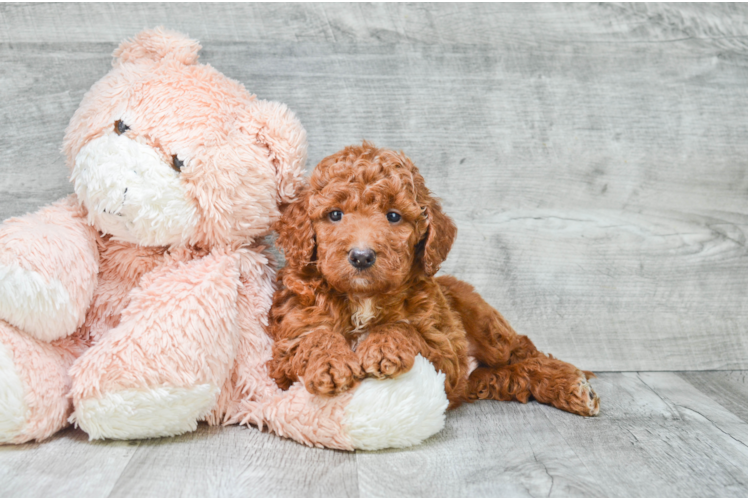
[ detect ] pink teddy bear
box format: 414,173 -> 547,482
0,28 -> 447,450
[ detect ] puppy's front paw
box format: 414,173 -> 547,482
358,336 -> 417,379
304,354 -> 363,397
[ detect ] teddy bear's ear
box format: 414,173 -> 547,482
254,100 -> 308,205
113,27 -> 201,66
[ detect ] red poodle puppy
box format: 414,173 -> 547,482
268,142 -> 600,416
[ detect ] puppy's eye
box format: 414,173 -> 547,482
172,155 -> 184,173
328,210 -> 343,222
114,120 -> 130,135
387,211 -> 402,223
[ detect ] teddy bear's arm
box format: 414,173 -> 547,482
208,245 -> 279,424
0,195 -> 99,342
69,249 -> 245,440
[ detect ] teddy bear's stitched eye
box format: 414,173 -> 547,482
387,211 -> 402,224
328,210 -> 343,222
114,120 -> 130,135
171,155 -> 184,173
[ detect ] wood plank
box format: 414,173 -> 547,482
355,371 -> 748,497
107,423 -> 358,497
678,371 -> 748,422
0,41 -> 106,216
1,4 -> 745,46
539,372 -> 748,497
1,4 -> 747,371
640,371 -> 748,455
0,427 -> 139,497
355,398 -> 607,497
445,209 -> 748,372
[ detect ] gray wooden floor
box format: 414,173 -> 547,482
2,3 -> 748,497
0,371 -> 746,497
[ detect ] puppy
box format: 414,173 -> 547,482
268,142 -> 599,416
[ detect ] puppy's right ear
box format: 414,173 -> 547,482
275,187 -> 315,268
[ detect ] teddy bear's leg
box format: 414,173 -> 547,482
0,321 -> 83,444
233,354 -> 449,451
69,251 -> 243,440
205,248 -> 279,425
0,195 -> 99,342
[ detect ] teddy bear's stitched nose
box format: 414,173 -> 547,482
348,248 -> 376,269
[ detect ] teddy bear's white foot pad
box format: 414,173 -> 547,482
342,354 -> 449,450
0,263 -> 77,342
0,342 -> 28,442
71,384 -> 219,440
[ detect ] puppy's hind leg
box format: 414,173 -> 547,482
467,358 -> 600,416
436,275 -> 531,367
436,275 -> 599,416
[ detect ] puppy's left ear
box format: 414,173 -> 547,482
421,196 -> 457,276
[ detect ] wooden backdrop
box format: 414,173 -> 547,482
1,3 -> 746,371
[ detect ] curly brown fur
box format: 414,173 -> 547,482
269,142 -> 600,416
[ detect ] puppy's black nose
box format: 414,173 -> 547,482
348,248 -> 376,269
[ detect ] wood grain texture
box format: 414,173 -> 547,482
2,372 -> 748,497
107,424 -> 358,498
356,371 -> 748,497
356,401 -> 607,497
0,4 -> 746,370
678,371 -> 748,422
0,427 -> 139,497
538,372 -> 748,497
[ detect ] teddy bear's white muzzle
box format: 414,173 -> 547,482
71,133 -> 197,247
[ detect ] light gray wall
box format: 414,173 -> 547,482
1,3 -> 747,371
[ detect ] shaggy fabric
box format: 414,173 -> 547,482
0,27 -> 308,443
270,142 -> 600,417
0,321 -> 83,443
72,133 -> 199,246
343,354 -> 447,450
0,198 -> 99,341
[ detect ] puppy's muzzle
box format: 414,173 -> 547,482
348,248 -> 376,270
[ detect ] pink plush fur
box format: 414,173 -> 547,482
0,197 -> 99,341
0,322 -> 84,443
62,31 -> 303,249
0,28 -> 315,442
235,377 -> 354,450
69,249 -> 243,401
